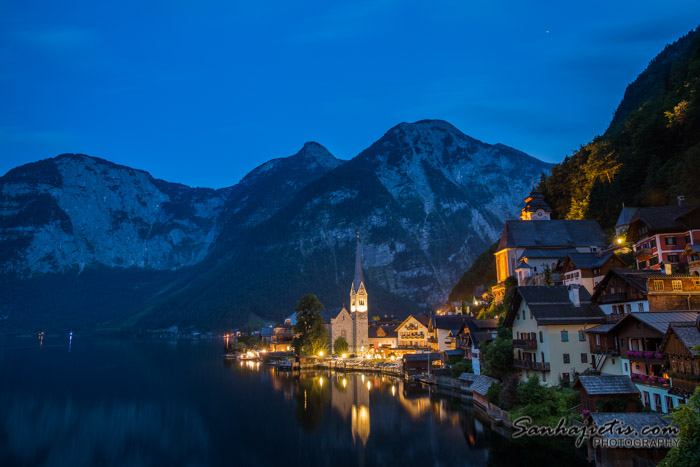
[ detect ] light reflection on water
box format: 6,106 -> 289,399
0,338 -> 586,467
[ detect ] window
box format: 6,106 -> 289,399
668,255 -> 680,263
666,396 -> 674,411
672,280 -> 682,291
638,261 -> 647,269
539,331 -> 543,343
695,279 -> 700,288
581,353 -> 588,363
654,280 -> 664,291
665,237 -> 677,245
578,330 -> 585,341
563,353 -> 570,364
595,334 -> 600,346
626,304 -> 632,313
650,257 -> 659,266
650,239 -> 657,248
654,393 -> 662,413
562,372 -> 570,382
561,331 -> 569,342
624,362 -> 628,372
685,234 -> 691,244
638,303 -> 645,312
639,226 -> 648,237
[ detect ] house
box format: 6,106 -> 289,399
681,243 -> 700,276
469,374 -> 499,410
573,375 -> 640,413
607,311 -> 699,412
586,413 -> 673,467
586,323 -> 623,375
591,269 -> 650,317
493,192 -> 608,292
429,315 -> 471,352
505,285 -> 606,386
395,314 -> 431,350
627,197 -> 700,271
645,273 -> 700,311
402,353 -> 443,376
560,253 -> 626,294
368,325 -> 398,356
456,319 -> 499,375
659,320 -> 700,403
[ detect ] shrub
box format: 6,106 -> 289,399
487,382 -> 503,405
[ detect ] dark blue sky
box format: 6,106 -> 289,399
1,1 -> 699,188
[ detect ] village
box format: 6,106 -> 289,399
226,191 -> 700,466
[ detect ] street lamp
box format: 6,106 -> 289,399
318,350 -> 324,357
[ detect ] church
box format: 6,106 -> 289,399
320,233 -> 369,354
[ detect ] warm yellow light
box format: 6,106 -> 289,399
246,351 -> 255,357
318,351 -> 324,357
361,374 -> 365,382
390,355 -> 395,361
342,378 -> 347,388
286,346 -> 290,351
367,381 -> 371,390
391,385 -> 396,396
319,377 -> 324,387
617,238 -> 623,244
342,353 -> 347,359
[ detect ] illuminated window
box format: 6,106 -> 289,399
654,280 -> 664,291
672,280 -> 682,291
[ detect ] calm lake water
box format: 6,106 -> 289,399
0,337 -> 586,466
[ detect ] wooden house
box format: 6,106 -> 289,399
560,252 -> 626,294
573,375 -> 640,413
659,320 -> 700,402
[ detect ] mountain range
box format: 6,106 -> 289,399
0,120 -> 550,333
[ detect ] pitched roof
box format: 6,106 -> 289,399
505,286 -> 606,327
352,233 -> 365,293
630,205 -> 697,232
471,375 -> 498,396
368,325 -> 398,339
319,306 -> 347,324
432,315 -> 471,331
497,220 -> 607,251
565,252 -> 617,270
660,321 -> 700,356
591,268 -> 650,301
574,375 -> 640,395
522,192 -> 552,213
586,323 -> 616,334
518,248 -> 579,259
615,207 -> 638,228
588,413 -> 672,440
610,311 -> 700,335
403,353 -> 441,362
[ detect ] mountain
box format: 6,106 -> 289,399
0,120 -> 550,333
538,26 -> 700,227
130,120 -> 550,330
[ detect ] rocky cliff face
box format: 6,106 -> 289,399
0,120 -> 550,330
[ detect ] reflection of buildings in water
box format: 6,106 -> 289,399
351,404 -> 370,446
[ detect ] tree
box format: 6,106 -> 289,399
333,336 -> 349,356
292,294 -> 329,356
482,333 -> 514,381
660,386 -> 700,467
450,359 -> 473,377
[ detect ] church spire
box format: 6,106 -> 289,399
352,231 -> 364,293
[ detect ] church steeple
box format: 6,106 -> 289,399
350,232 -> 368,313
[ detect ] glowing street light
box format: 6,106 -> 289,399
342,353 -> 347,359
318,350 -> 324,357
617,238 -> 623,244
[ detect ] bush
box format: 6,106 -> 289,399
487,382 -> 503,405
498,374 -> 521,409
450,359 -> 473,377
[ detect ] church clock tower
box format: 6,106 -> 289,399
350,232 -> 369,353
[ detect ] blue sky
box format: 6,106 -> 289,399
1,1 -> 699,188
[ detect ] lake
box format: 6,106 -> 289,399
0,337 -> 586,466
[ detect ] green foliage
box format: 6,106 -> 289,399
333,336 -> 349,355
292,294 -> 329,356
450,359 -> 473,377
448,241 -> 498,302
482,333 -> 514,381
538,28 -> 700,228
487,382 -> 503,405
498,374 -> 521,410
660,387 -> 700,467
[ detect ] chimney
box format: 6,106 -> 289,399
568,284 -> 581,307
678,195 -> 686,207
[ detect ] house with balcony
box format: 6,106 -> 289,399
455,319 -> 499,375
681,244 -> 700,275
628,197 -> 699,271
659,320 -> 700,404
586,323 -> 623,375
560,252 -> 626,294
368,325 -> 398,356
429,315 -> 472,352
492,192 -> 608,296
504,285 -> 606,386
395,314 -> 431,350
606,311 -> 698,413
591,269 -> 650,317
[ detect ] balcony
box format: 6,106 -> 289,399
599,292 -> 629,304
626,351 -> 667,366
630,373 -> 670,388
514,359 -> 550,371
591,345 -> 619,356
634,247 -> 654,260
513,338 -> 538,350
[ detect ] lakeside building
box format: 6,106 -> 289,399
492,191 -> 608,299
395,314 -> 431,350
455,319 -> 499,375
368,325 -> 398,356
505,285 -> 606,386
627,197 -> 700,271
573,375 -> 641,414
320,234 -> 369,354
428,315 -> 471,352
